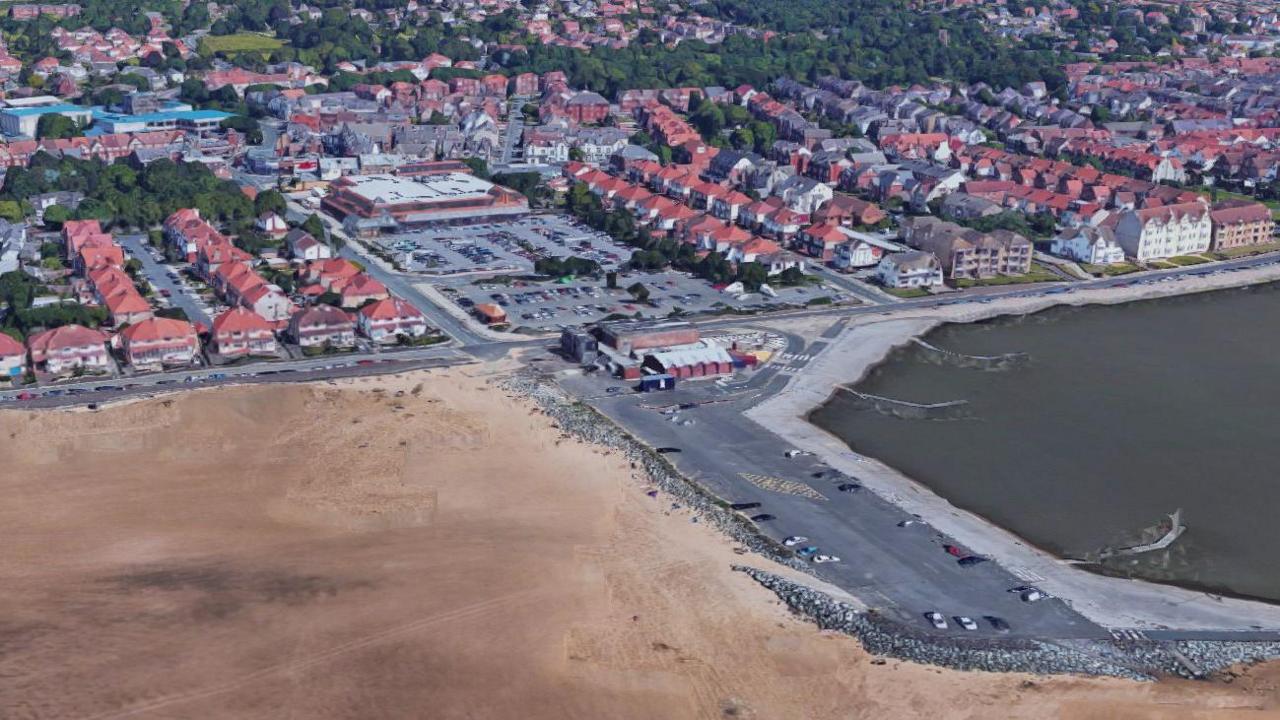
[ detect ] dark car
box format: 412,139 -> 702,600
749,513 -> 776,522
983,615 -> 1011,632
655,447 -> 682,454
730,502 -> 762,511
837,483 -> 861,493
957,555 -> 989,567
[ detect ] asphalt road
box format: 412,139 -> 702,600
0,345 -> 473,407
117,233 -> 213,326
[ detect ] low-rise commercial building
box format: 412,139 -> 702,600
321,173 -> 529,234
597,320 -> 700,355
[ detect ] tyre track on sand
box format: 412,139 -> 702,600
83,589 -> 539,720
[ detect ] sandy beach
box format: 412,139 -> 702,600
3,365 -> 1280,717
750,262 -> 1280,632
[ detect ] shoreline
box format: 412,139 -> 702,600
748,261 -> 1280,632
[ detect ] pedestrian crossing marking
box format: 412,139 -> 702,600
739,473 -> 826,501
1007,566 -> 1045,583
1109,629 -> 1147,642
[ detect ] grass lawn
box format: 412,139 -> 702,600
1212,241 -> 1280,260
1081,262 -> 1140,276
1167,255 -> 1212,266
952,261 -> 1060,287
1146,260 -> 1177,269
884,286 -> 931,298
199,33 -> 285,55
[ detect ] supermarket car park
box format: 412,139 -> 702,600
445,270 -> 856,331
375,214 -> 632,277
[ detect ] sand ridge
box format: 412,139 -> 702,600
1,368 -> 1278,719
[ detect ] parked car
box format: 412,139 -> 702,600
812,554 -> 840,564
796,546 -> 819,558
1020,589 -> 1045,602
954,616 -> 978,631
983,616 -> 1011,632
924,612 -> 947,630
957,555 -> 989,567
749,513 -> 776,522
783,536 -> 808,547
943,544 -> 965,557
730,502 -> 761,511
655,447 -> 681,454
837,483 -> 861,493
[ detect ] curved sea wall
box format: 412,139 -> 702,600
748,264 -> 1280,633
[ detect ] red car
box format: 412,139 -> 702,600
943,544 -> 965,557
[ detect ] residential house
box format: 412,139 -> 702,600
210,307 -> 278,358
357,297 -> 429,343
118,317 -> 199,369
286,228 -> 332,260
831,230 -> 905,271
0,332 -> 26,379
875,251 -> 945,289
1050,226 -> 1126,265
287,304 -> 355,349
27,324 -> 110,375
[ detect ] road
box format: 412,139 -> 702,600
499,99 -> 524,166
117,233 -> 212,326
0,344 -> 473,406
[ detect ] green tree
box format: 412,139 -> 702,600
301,214 -> 327,242
42,204 -> 71,229
626,281 -> 649,302
254,189 -> 287,217
36,114 -> 79,140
